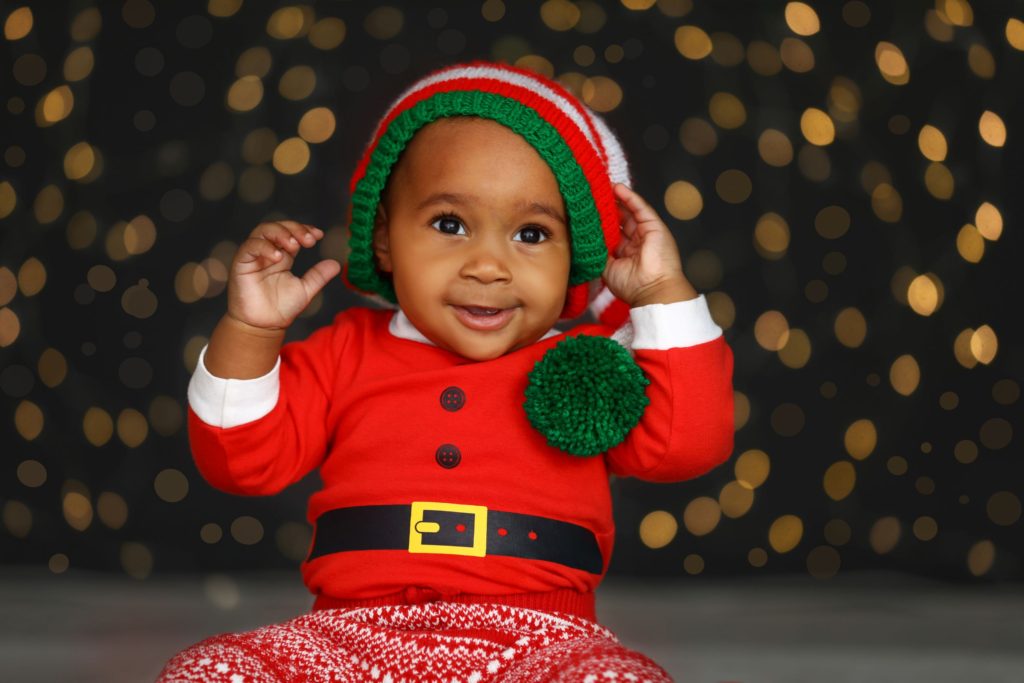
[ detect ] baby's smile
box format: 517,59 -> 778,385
449,304 -> 519,332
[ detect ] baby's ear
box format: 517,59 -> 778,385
372,202 -> 393,273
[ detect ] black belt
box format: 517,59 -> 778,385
307,503 -> 604,575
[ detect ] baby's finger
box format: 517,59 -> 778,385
614,183 -> 663,229
257,222 -> 308,255
274,220 -> 322,248
236,236 -> 284,271
617,198 -> 638,239
299,258 -> 342,298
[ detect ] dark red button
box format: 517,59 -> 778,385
435,444 -> 461,469
440,386 -> 466,412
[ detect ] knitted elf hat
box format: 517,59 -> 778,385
343,60 -> 632,324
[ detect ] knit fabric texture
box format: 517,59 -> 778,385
343,61 -> 632,320
524,334 -> 651,457
157,602 -> 675,682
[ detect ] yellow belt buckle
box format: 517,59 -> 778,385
408,501 -> 488,557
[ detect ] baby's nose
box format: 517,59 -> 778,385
459,241 -> 512,283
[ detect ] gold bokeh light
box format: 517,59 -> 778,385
917,125 -> 947,161
844,418 -> 877,460
663,180 -> 702,220
768,515 -> 803,553
834,307 -> 866,347
1007,18 -> 1024,50
875,42 -> 909,84
227,76 -> 263,112
869,516 -> 901,554
754,310 -> 790,351
639,510 -> 677,548
979,111 -> 1006,147
956,224 -> 984,262
758,129 -> 793,166
4,7 -> 33,40
674,25 -> 712,59
823,461 -> 856,501
800,108 -> 835,145
753,212 -> 789,259
719,481 -> 754,518
907,273 -> 943,316
683,497 -> 721,536
975,202 -> 1003,240
709,92 -> 746,129
266,6 -> 309,39
298,107 -> 336,143
784,2 -> 820,36
735,449 -> 770,489
889,354 -> 920,395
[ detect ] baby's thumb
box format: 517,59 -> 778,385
300,259 -> 342,299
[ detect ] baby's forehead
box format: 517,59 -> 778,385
390,117 -> 562,193
404,116 -> 513,149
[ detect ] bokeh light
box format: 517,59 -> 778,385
0,0 -> 1017,588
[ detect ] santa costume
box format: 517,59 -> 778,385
159,61 -> 734,682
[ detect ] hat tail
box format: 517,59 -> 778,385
589,284 -> 631,328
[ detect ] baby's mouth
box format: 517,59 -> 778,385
450,304 -> 518,331
462,306 -> 502,316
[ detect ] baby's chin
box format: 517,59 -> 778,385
427,327 -> 552,362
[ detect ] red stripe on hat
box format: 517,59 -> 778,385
350,62 -> 608,191
563,282 -> 590,319
597,295 -> 631,328
473,60 -> 609,166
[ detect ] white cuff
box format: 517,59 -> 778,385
186,344 -> 280,428
629,294 -> 723,350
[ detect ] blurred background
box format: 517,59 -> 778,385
1,1 -> 1022,681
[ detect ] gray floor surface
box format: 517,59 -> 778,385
1,567 -> 1022,682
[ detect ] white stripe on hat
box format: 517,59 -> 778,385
590,111 -> 631,187
373,64 -> 608,166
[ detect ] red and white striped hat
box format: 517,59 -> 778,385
343,60 -> 633,325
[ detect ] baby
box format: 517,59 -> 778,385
159,62 -> 735,682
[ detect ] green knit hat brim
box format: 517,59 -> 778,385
346,90 -> 609,304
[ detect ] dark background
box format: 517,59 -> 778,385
1,0 -> 1020,585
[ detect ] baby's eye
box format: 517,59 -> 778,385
431,215 -> 467,235
514,226 -> 549,244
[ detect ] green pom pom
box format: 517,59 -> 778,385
524,334 -> 650,457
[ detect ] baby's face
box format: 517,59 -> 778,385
373,117 -> 571,361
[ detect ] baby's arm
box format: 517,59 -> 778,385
601,185 -> 735,481
188,221 -> 341,495
605,302 -> 734,481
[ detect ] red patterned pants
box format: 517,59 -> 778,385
157,602 -> 674,682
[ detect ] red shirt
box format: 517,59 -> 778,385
187,304 -> 735,619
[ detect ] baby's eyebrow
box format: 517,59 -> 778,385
415,192 -> 566,226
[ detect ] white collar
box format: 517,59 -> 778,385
388,308 -> 561,346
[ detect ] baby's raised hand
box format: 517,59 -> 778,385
228,221 -> 341,331
603,183 -> 698,307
